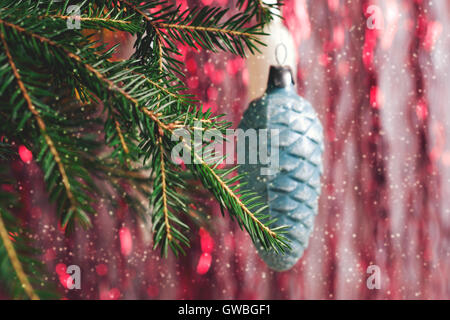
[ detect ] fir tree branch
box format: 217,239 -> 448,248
236,0 -> 283,24
1,17 -> 191,252
0,166 -> 58,299
36,2 -> 140,33
198,159 -> 276,238
133,69 -> 185,102
44,15 -> 132,25
151,6 -> 266,56
0,18 -> 286,252
143,116 -> 287,251
0,142 -> 16,160
155,28 -> 164,72
0,0 -> 290,259
0,18 -> 171,131
157,23 -> 256,38
0,19 -> 136,102
158,136 -> 172,242
0,31 -> 77,215
185,142 -> 280,242
120,0 -> 150,22
114,119 -> 130,154
0,212 -> 39,300
119,0 -> 167,72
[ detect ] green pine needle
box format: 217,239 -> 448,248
0,0 -> 290,298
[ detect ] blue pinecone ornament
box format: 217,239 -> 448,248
238,65 -> 324,271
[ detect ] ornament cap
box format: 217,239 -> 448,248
267,65 -> 295,90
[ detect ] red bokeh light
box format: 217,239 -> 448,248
199,228 -> 214,253
119,227 -> 133,256
55,263 -> 67,276
18,145 -> 32,163
96,264 -> 108,276
196,252 -> 212,275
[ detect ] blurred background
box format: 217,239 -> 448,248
3,0 -> 450,299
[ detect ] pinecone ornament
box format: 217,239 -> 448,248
238,66 -> 324,271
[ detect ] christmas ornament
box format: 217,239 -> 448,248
238,49 -> 324,271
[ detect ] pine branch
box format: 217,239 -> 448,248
142,111 -> 289,252
0,31 -> 78,221
236,0 -> 283,24
147,136 -> 190,257
153,6 -> 266,56
159,138 -> 172,242
0,13 -> 195,252
186,142 -> 289,252
40,1 -> 141,33
0,142 -> 16,160
114,119 -> 130,155
46,16 -> 132,25
0,166 -> 57,300
0,0 -> 290,265
0,213 -> 39,300
120,0 -> 267,77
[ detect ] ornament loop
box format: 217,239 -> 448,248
275,43 -> 287,66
